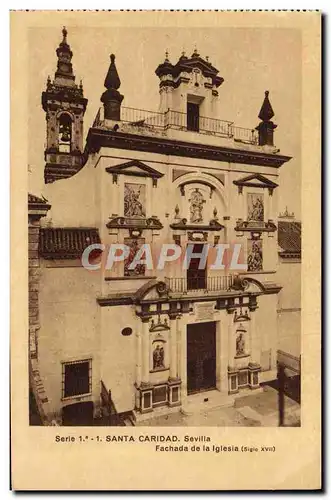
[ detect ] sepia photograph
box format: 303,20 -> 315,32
27,22 -> 303,428
10,10 -> 321,491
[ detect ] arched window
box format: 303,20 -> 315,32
58,113 -> 72,153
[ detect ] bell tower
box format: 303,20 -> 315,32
42,27 -> 88,184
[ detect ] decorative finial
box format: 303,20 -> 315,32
255,89 -> 277,146
165,50 -> 169,62
206,55 -> 209,62
179,50 -> 188,61
279,206 -> 295,219
62,26 -> 67,43
213,207 -> 218,219
101,52 -> 124,119
258,90 -> 274,122
79,79 -> 83,90
192,46 -> 200,57
174,204 -> 180,219
47,75 -> 51,87
104,53 -> 121,90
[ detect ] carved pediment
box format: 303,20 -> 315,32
106,160 -> 164,186
150,315 -> 170,332
233,173 -> 278,193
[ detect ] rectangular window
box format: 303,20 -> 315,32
62,359 -> 92,399
187,102 -> 200,132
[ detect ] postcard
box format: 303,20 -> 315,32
11,10 -> 321,490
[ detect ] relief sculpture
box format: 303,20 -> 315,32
124,183 -> 146,218
247,239 -> 263,272
247,193 -> 264,222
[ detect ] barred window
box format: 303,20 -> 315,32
62,359 -> 92,399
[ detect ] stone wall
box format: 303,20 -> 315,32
28,209 -> 57,425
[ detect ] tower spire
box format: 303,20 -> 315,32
255,90 -> 277,146
62,26 -> 67,43
101,53 -> 124,120
54,26 -> 75,85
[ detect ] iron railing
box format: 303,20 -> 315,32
165,275 -> 233,293
93,106 -> 259,145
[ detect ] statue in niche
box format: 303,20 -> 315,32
189,188 -> 205,223
236,332 -> 246,356
153,344 -> 165,370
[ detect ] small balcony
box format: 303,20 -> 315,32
165,275 -> 233,295
92,106 -> 259,146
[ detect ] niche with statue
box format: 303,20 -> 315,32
149,316 -> 170,372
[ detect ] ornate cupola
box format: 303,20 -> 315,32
255,91 -> 277,146
101,54 -> 124,120
155,48 -> 224,121
41,27 -> 88,184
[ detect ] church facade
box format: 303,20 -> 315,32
29,28 -> 295,425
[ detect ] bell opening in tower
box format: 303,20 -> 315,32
58,113 -> 72,153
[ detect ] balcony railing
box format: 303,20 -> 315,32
165,275 -> 233,294
93,106 -> 259,145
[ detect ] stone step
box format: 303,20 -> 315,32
181,390 -> 235,416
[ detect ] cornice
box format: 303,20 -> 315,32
86,128 -> 291,168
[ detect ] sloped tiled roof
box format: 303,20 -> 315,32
40,227 -> 101,259
28,193 -> 51,212
278,221 -> 301,257
28,193 -> 47,204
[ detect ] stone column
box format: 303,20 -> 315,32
249,306 -> 261,365
229,314 -> 236,364
141,317 -> 151,384
180,320 -> 187,403
168,312 -> 182,408
248,302 -> 261,389
226,304 -> 238,394
268,189 -> 273,221
136,326 -> 142,387
169,312 -> 178,380
224,310 -> 234,393
236,186 -> 245,220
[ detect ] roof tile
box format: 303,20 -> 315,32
40,227 -> 101,259
278,221 -> 301,255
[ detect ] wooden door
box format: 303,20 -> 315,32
187,322 -> 216,395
